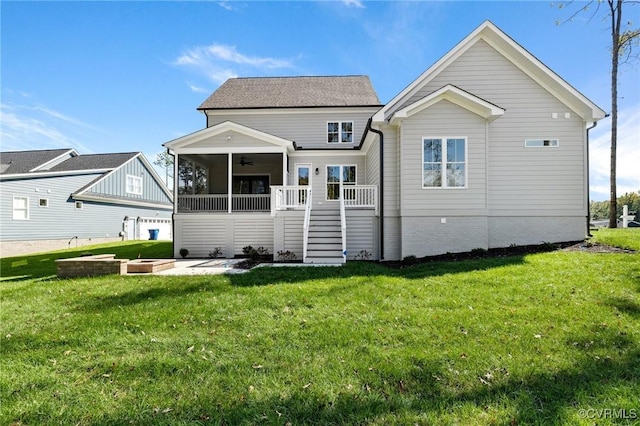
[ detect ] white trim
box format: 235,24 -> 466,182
29,149 -> 78,172
390,85 -> 505,125
164,120 -> 295,153
525,138 -> 559,148
325,164 -> 357,201
126,174 -> 143,195
204,106 -> 381,117
72,153 -> 173,202
72,194 -> 172,210
0,169 -> 110,181
296,163 -> 312,187
12,196 -> 29,220
296,163 -> 312,205
326,121 -> 354,144
421,136 -> 468,189
288,150 -> 367,158
227,153 -> 232,213
373,21 -> 605,123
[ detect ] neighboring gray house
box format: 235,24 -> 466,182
1,149 -> 173,254
164,21 -> 606,263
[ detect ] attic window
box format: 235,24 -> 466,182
525,139 -> 559,148
126,175 -> 143,195
39,198 -> 49,208
327,121 -> 353,143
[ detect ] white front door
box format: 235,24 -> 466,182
296,164 -> 311,205
126,217 -> 137,240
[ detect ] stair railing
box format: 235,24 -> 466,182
340,185 -> 347,262
302,188 -> 312,263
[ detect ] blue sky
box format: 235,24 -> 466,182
1,0 -> 638,201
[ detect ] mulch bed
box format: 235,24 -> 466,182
233,241 -> 635,270
560,241 -> 635,254
382,240 -> 636,268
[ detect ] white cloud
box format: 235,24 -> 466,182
173,43 -> 296,87
341,0 -> 365,8
217,1 -> 234,11
589,105 -> 640,200
0,101 -> 94,154
187,82 -> 211,94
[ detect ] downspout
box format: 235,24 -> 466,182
585,119 -> 602,237
367,118 -> 384,260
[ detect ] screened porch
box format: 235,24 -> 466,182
176,152 -> 285,213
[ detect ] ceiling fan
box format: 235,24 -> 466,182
239,156 -> 254,166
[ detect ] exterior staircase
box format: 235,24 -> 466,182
305,209 -> 345,264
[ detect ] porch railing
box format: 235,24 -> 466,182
271,185 -> 378,215
271,186 -> 309,215
178,194 -> 227,212
178,194 -> 270,212
178,185 -> 378,214
339,189 -> 347,262
343,185 -> 378,215
302,188 -> 312,263
232,194 -> 270,212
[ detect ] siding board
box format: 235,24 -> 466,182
392,39 -> 587,215
207,109 -> 378,149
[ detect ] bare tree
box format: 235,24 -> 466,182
556,0 -> 639,227
153,151 -> 174,189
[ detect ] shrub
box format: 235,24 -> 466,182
208,247 -> 223,258
402,255 -> 418,266
354,249 -> 372,260
242,245 -> 270,262
276,250 -> 297,262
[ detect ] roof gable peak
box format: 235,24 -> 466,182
373,20 -> 605,124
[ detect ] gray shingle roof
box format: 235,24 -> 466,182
49,152 -> 138,172
0,150 -> 139,175
198,76 -> 382,110
0,149 -> 74,174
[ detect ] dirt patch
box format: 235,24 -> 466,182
560,241 -> 635,254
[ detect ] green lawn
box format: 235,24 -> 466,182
591,227 -> 640,251
1,233 -> 638,425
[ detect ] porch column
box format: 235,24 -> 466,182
173,152 -> 178,214
282,151 -> 287,187
228,153 -> 232,214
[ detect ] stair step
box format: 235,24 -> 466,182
310,218 -> 340,223
309,227 -> 341,233
305,209 -> 344,264
307,243 -> 342,250
307,248 -> 343,255
308,239 -> 342,245
310,210 -> 340,215
304,257 -> 345,264
308,234 -> 341,240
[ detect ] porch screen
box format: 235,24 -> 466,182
233,175 -> 270,194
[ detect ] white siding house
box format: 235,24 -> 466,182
165,21 -> 605,263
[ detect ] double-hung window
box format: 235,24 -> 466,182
126,175 -> 143,195
327,121 -> 353,143
13,196 -> 29,220
326,165 -> 356,200
423,137 -> 467,188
